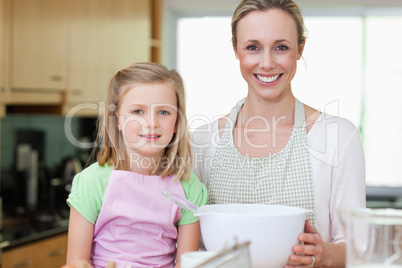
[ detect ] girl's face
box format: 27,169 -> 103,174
234,9 -> 304,102
116,82 -> 178,161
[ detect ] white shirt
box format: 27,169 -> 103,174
191,113 -> 366,243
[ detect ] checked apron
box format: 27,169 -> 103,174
208,98 -> 316,225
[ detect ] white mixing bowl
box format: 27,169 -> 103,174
195,204 -> 311,268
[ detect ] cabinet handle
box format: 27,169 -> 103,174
71,89 -> 82,95
50,75 -> 63,81
13,259 -> 33,267
47,248 -> 65,257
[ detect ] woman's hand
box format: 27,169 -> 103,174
285,220 -> 345,267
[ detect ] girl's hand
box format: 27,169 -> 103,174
286,220 -> 324,267
62,261 -> 115,268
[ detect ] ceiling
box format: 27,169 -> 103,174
164,0 -> 402,11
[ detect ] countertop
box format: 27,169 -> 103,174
0,215 -> 69,251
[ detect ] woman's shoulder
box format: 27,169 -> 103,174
192,118 -> 220,134
191,117 -> 221,147
310,112 -> 360,135
309,112 -> 362,153
303,102 -> 359,135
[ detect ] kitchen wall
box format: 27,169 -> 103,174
163,0 -> 402,9
0,114 -> 97,214
1,115 -> 80,170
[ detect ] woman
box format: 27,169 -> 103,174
191,0 -> 366,267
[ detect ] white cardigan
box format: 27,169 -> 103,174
191,113 -> 366,243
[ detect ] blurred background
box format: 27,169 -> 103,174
0,0 -> 402,266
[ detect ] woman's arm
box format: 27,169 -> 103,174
66,206 -> 95,265
174,221 -> 200,268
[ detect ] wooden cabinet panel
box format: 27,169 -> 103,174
2,233 -> 67,268
35,233 -> 67,267
11,0 -> 68,91
2,243 -> 35,268
0,0 -> 10,105
1,0 -> 159,111
67,0 -> 151,109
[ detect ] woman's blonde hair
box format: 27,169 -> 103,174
95,62 -> 192,182
231,0 -> 307,49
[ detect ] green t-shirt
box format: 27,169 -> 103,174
67,162 -> 207,225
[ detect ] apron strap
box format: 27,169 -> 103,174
294,98 -> 306,128
224,97 -> 246,130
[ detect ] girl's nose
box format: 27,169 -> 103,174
145,114 -> 159,129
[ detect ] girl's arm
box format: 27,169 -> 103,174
66,206 -> 95,265
174,221 -> 200,268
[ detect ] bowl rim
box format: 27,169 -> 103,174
195,204 -> 313,217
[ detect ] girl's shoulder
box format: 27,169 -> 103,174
180,173 -> 207,206
78,162 -> 113,183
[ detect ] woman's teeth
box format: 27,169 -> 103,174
256,74 -> 280,83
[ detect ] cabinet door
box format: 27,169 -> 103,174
2,244 -> 35,268
11,0 -> 68,90
68,0 -> 151,111
34,233 -> 67,267
0,0 -> 9,105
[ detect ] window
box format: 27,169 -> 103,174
176,16 -> 246,128
174,11 -> 402,189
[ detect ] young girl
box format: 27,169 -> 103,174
66,62 -> 207,268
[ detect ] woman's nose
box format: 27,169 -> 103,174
260,50 -> 276,69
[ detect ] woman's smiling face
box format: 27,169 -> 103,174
234,9 -> 304,102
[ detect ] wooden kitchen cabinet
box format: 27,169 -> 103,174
10,0 -> 68,91
1,0 -> 160,112
0,0 -> 9,111
2,233 -> 68,268
65,0 -> 151,116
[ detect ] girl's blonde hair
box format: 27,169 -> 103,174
231,0 -> 307,49
95,62 -> 192,182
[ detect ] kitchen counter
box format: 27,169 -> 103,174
0,216 -> 69,252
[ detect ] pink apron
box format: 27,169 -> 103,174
90,170 -> 185,268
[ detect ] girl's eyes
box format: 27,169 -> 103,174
159,110 -> 170,115
132,109 -> 143,115
131,109 -> 171,115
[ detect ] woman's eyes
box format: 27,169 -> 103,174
246,44 -> 288,51
246,45 -> 259,51
276,45 -> 288,51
